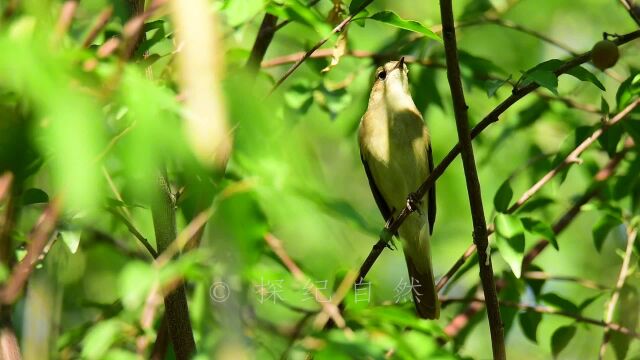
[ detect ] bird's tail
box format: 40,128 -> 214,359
400,217 -> 439,319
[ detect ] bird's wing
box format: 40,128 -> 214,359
360,152 -> 393,222
427,141 -> 436,234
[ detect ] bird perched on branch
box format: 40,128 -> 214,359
358,57 -> 439,319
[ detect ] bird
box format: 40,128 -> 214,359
358,57 -> 439,319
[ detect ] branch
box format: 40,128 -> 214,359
353,29 -> 640,294
439,1 -> 505,358
443,144 -> 632,339
264,234 -> 346,328
619,0 -> 640,27
508,100 -> 640,213
0,201 -> 59,304
107,207 -> 158,258
246,14 -> 280,73
267,0 -> 374,95
441,297 -> 640,340
150,168 -> 195,359
82,6 -> 114,48
53,0 -> 79,45
599,226 -> 637,359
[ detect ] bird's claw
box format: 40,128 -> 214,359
407,192 -> 423,215
381,218 -> 397,250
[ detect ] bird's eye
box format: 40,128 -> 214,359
377,71 -> 387,80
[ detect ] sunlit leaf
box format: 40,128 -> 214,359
369,11 -> 441,41
494,213 -> 525,278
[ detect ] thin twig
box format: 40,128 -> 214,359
53,0 -> 79,45
439,0 -> 505,358
264,234 -> 346,328
522,271 -> 608,291
441,296 -> 640,339
509,100 -> 639,212
82,6 -> 114,48
267,0 -> 374,95
0,200 -> 59,304
107,207 -> 158,258
599,226 -> 637,359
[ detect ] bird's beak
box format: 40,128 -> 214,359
395,56 -> 405,70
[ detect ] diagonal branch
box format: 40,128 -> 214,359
619,0 -> 640,27
264,234 -> 346,328
0,201 -> 59,304
599,226 -> 637,359
267,0 -> 374,95
439,1 -> 504,358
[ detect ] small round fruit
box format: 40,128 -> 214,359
591,40 -> 619,70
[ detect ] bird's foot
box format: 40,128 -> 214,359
407,192 -> 423,215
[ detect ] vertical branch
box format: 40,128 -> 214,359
438,1 -> 505,359
598,227 -> 637,359
150,168 -> 196,359
246,14 -> 279,73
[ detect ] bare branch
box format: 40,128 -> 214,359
599,226 -> 637,358
82,6 -> 114,48
439,0 -> 505,358
441,296 -> 640,339
619,0 -> 640,27
268,0 -> 374,95
0,201 -> 59,304
264,234 -> 346,328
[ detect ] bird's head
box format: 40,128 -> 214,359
369,57 -> 413,110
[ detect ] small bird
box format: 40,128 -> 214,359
358,57 -> 439,319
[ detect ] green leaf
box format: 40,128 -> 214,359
118,261 -> 156,310
541,293 -> 579,313
493,179 -> 513,213
58,230 -> 81,254
521,217 -> 558,250
81,319 -> 123,360
349,0 -> 368,14
519,310 -> 542,343
566,66 -> 605,91
494,214 -> 525,278
369,11 -> 441,42
460,0 -> 494,20
601,96 -> 610,115
551,325 -> 576,358
527,70 -> 558,94
22,188 -> 48,205
616,72 -> 640,110
224,0 -> 266,27
485,76 -> 511,98
515,197 -> 555,214
592,215 -> 622,252
284,81 -> 315,113
266,0 -> 331,35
